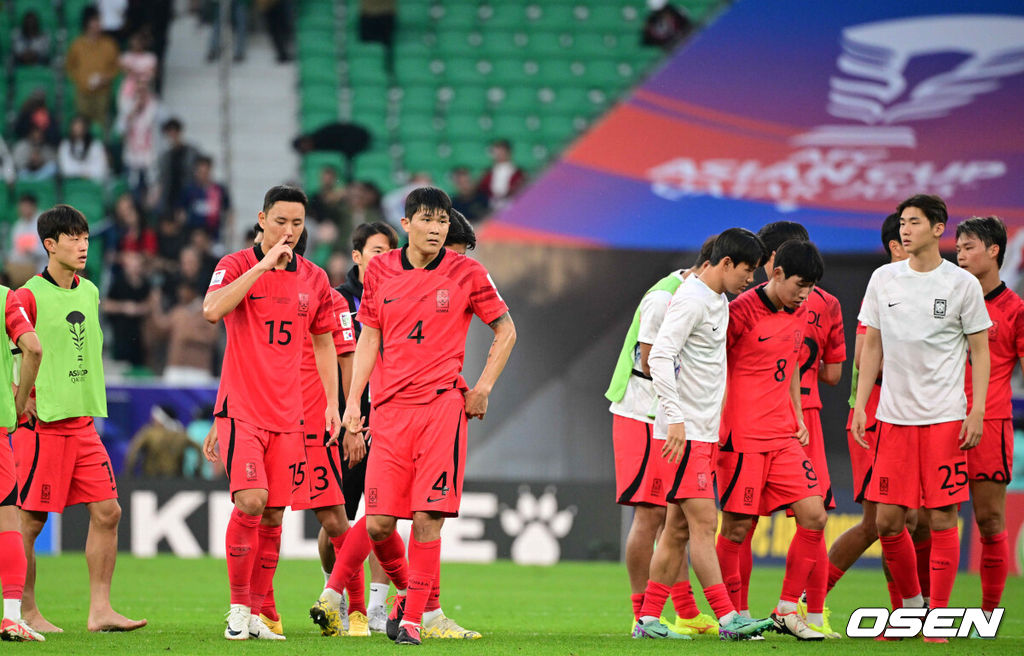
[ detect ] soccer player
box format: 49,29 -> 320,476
12,205 -> 147,634
203,186 -> 341,640
0,279 -> 42,642
320,187 -> 516,646
715,239 -> 829,640
638,229 -> 775,641
444,209 -> 476,255
605,237 -> 716,636
955,215 -> 1018,626
852,194 -> 990,644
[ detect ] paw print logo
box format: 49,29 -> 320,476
500,486 -> 576,565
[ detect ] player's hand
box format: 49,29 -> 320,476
325,402 -> 342,443
465,387 -> 489,419
661,423 -> 687,464
342,402 -> 364,436
959,410 -> 984,450
203,428 -> 219,463
851,408 -> 869,448
342,429 -> 366,465
258,234 -> 293,271
795,421 -> 809,447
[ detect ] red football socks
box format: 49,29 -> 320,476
326,517 -> 372,596
739,520 -> 755,609
826,560 -> 845,593
886,579 -> 901,610
331,532 -> 366,615
914,533 -> 932,600
715,535 -> 743,609
631,593 -> 644,621
671,580 -> 701,619
980,531 -> 1008,612
371,528 -> 409,591
402,536 -> 440,626
639,581 -> 670,619
781,526 -> 823,604
804,538 -> 828,614
703,583 -> 736,620
261,587 -> 279,621
928,527 -> 958,609
879,529 -> 921,601
249,524 -> 282,615
225,508 -> 261,605
424,557 -> 441,613
0,530 -> 26,600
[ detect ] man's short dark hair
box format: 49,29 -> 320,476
880,212 -> 901,256
195,154 -> 213,168
956,216 -> 1007,268
491,139 -> 512,151
404,186 -> 452,219
757,221 -> 810,255
161,118 -> 183,133
773,239 -> 824,283
694,234 -> 717,268
709,228 -> 766,269
897,194 -> 947,228
18,192 -> 38,205
263,185 -> 308,213
293,228 -> 309,257
81,5 -> 99,29
352,221 -> 399,252
38,204 -> 89,245
444,209 -> 476,250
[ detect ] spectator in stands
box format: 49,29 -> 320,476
151,281 -> 220,384
308,164 -> 346,225
14,91 -> 61,146
117,83 -> 162,204
105,251 -> 155,367
383,171 -> 432,229
262,0 -> 294,63
66,6 -> 121,131
325,251 -> 349,288
641,0 -> 692,51
58,115 -> 110,183
124,3 -> 173,91
13,10 -> 51,66
186,227 -> 219,282
451,166 -> 489,223
155,212 -> 189,270
359,0 -> 396,72
5,194 -> 47,287
345,180 -> 385,227
178,155 -> 232,241
118,30 -> 159,114
162,245 -> 207,301
110,193 -> 158,257
123,405 -> 204,477
206,0 -> 248,62
477,139 -> 526,211
0,135 -> 15,185
156,118 -> 199,214
99,0 -> 130,42
12,127 -> 57,181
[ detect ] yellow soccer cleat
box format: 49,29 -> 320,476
259,613 -> 283,636
309,594 -> 342,637
347,611 -> 371,637
422,613 -> 482,640
673,612 -> 720,636
809,607 -> 841,639
660,616 -> 696,635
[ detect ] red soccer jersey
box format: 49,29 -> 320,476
720,284 -> 804,452
209,246 -> 337,433
301,288 -> 357,433
357,247 -> 508,407
13,275 -> 93,433
797,286 -> 846,411
4,292 -> 33,349
966,283 -> 1024,420
845,321 -> 883,429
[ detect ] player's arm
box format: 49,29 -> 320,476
338,352 -> 353,401
312,331 -> 342,442
637,290 -> 671,377
202,236 -> 293,322
961,329 -> 989,449
13,331 -> 41,419
342,325 -> 380,433
465,312 -> 517,420
203,422 -> 218,463
790,362 -> 808,446
851,326 -> 882,446
639,342 -> 653,377
649,295 -> 700,463
818,362 -> 842,386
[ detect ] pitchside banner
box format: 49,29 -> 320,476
484,0 -> 1024,252
59,479 -> 619,564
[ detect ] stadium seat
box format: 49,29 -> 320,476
14,178 -> 58,213
13,66 -> 56,110
438,84 -> 489,114
478,30 -> 529,58
61,178 -> 105,223
482,4 -> 528,30
15,0 -> 58,36
398,84 -> 438,115
435,3 -> 478,30
397,114 -> 441,142
398,0 -> 434,29
442,110 -> 489,142
490,86 -> 537,114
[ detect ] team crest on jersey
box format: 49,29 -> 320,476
879,477 -> 889,495
297,293 -> 309,317
743,487 -> 754,505
793,330 -> 802,351
340,311 -> 352,329
651,478 -> 663,497
368,487 -> 378,508
697,472 -> 708,491
933,299 -> 946,319
41,484 -> 51,502
989,319 -> 999,338
436,289 -> 450,312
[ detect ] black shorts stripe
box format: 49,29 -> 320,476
18,431 -> 40,505
718,452 -> 744,507
823,486 -> 833,508
1,483 -> 16,507
1000,421 -> 1012,483
858,425 -> 885,503
451,409 -> 464,488
666,440 -> 693,501
225,419 -> 237,482
326,444 -> 344,491
617,423 -> 652,504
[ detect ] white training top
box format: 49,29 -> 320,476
649,276 -> 729,442
859,258 -> 991,426
608,278 -> 680,423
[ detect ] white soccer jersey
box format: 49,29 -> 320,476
859,258 -> 991,426
649,277 -> 728,442
608,281 -> 679,422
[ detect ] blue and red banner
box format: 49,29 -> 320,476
486,1 -> 1024,252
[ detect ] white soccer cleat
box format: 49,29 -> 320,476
249,614 -> 286,640
368,604 -> 388,633
340,590 -> 350,632
224,604 -> 250,640
772,610 -> 825,641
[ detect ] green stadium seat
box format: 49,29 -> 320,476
397,114 -> 441,142
301,109 -> 339,132
14,178 -> 58,213
395,57 -> 445,84
491,58 -> 530,85
530,3 -> 580,30
355,150 -> 393,180
538,113 -> 577,143
350,84 -> 389,115
13,66 -> 56,112
61,178 -> 105,223
395,40 -> 434,62
347,53 -> 388,87
478,30 -> 528,58
398,0 -> 434,27
525,30 -> 573,57
533,59 -> 584,86
445,59 -> 493,86
438,84 -> 489,113
482,4 -> 528,30
402,138 -> 441,168
435,3 -> 477,30
15,0 -> 59,36
490,86 -> 538,113
448,139 -> 490,171
572,32 -> 622,58
398,84 -> 438,114
303,152 -> 345,191
491,114 -> 541,139
442,110 -> 489,142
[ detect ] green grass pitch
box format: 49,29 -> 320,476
19,555 -> 1023,654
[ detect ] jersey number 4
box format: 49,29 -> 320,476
407,320 -> 425,344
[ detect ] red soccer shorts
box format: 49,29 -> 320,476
291,432 -> 347,511
846,409 -> 879,504
13,424 -> 117,513
797,408 -> 834,511
612,414 -> 671,506
865,421 -> 968,508
1,431 -> 15,506
967,418 -> 1013,484
216,417 -> 303,508
365,391 -> 467,519
665,441 -> 717,502
717,440 -> 821,516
